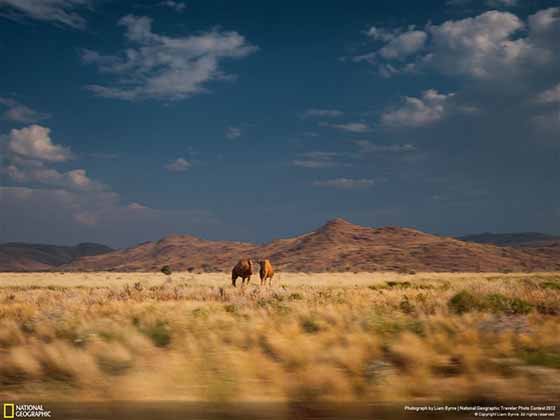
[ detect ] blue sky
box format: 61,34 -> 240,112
1,0 -> 559,247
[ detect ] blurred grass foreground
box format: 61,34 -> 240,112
0,271 -> 559,418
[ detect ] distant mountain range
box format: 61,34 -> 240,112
2,221 -> 559,272
60,219 -> 560,273
0,242 -> 113,271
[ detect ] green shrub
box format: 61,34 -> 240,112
399,296 -> 415,314
142,320 -> 171,347
520,350 -> 560,368
541,281 -> 560,290
386,281 -> 412,289
160,265 -> 172,276
300,317 -> 321,334
485,293 -> 533,315
448,291 -> 481,314
224,304 -> 239,314
508,297 -> 533,315
536,302 -> 560,315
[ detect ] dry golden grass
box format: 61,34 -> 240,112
0,271 -> 559,403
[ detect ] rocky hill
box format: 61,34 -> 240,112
62,219 -> 560,272
61,235 -> 254,272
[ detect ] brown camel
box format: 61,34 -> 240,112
259,259 -> 274,286
231,259 -> 253,287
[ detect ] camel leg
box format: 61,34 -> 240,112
232,276 -> 237,287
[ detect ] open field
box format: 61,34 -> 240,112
0,271 -> 559,405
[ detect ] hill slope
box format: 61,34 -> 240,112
0,243 -> 113,271
458,232 -> 560,248
63,219 -> 560,272
63,235 -> 254,272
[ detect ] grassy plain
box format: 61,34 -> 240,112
0,271 -> 559,404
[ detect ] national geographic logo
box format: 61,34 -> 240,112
3,404 -> 14,419
2,404 -> 51,418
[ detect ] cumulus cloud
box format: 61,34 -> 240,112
292,152 -> 339,169
381,90 -> 459,127
225,126 -> 241,139
378,30 -> 427,60
536,83 -> 560,104
165,157 -> 191,172
0,0 -> 91,29
6,124 -> 72,162
358,8 -> 559,80
529,7 -> 560,40
82,15 -> 257,101
128,202 -> 148,210
1,126 -> 218,245
313,178 -> 376,190
301,109 -> 344,119
0,186 -> 218,245
0,98 -> 50,123
5,163 -> 105,192
2,124 -> 107,192
159,1 -> 186,13
424,11 -> 533,79
533,82 -> 560,131
322,122 -> 371,133
365,26 -> 400,42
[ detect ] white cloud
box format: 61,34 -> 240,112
425,10 -> 531,79
381,90 -> 457,127
225,126 -> 241,139
165,157 -> 191,172
66,169 -> 103,191
2,124 -> 107,192
128,202 -> 148,210
292,152 -> 339,169
82,15 -> 257,101
323,122 -> 371,133
366,26 -> 399,42
6,124 -> 72,162
378,30 -> 427,60
529,8 -> 560,50
0,0 -> 91,29
0,97 -> 50,123
0,186 -> 218,246
5,161 -> 105,192
358,9 -> 559,81
313,178 -> 376,190
353,140 -> 416,153
301,109 -> 344,118
159,1 -> 186,13
536,83 -> 560,104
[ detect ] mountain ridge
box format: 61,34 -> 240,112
59,219 -> 560,273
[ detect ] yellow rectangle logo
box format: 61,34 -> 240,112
3,403 -> 14,419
